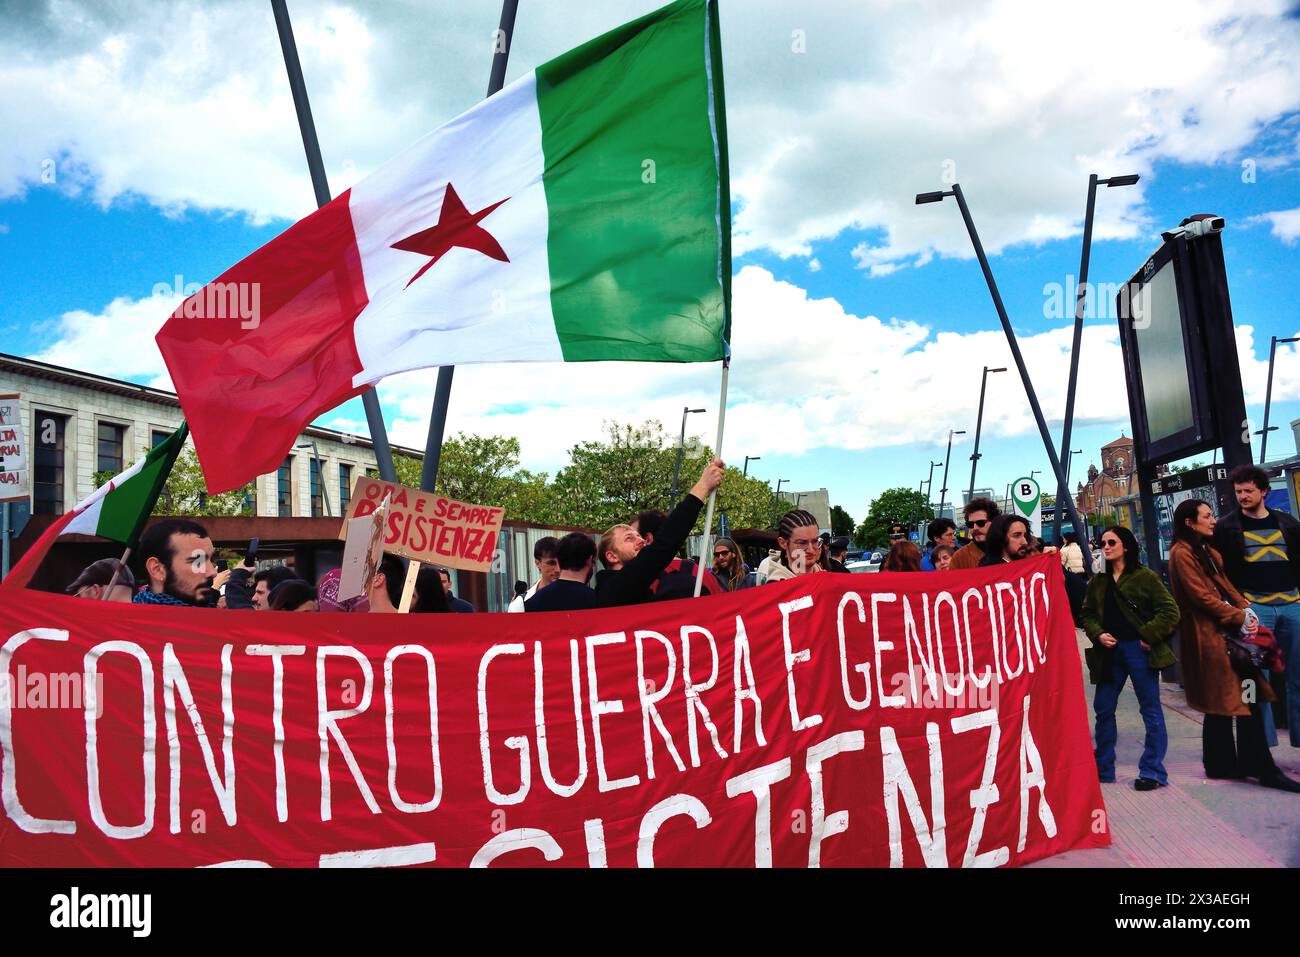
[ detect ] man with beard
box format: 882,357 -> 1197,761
979,515 -> 1033,566
133,518 -> 219,606
951,498 -> 1000,569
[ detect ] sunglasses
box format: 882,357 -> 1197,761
1102,539 -> 1122,547
965,518 -> 990,530
713,549 -> 732,558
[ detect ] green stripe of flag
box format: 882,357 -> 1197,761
95,424 -> 188,545
537,0 -> 730,362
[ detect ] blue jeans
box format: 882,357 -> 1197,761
1094,640 -> 1168,784
1249,602 -> 1300,748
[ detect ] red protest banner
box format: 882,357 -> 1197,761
0,555 -> 1107,867
340,476 -> 504,573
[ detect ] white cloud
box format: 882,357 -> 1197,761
3,0 -> 1297,266
1251,206 -> 1300,244
33,290 -> 177,389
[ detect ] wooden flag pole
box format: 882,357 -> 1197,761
270,0 -> 398,483
99,546 -> 132,601
419,0 -> 520,492
694,359 -> 730,597
398,560 -> 422,613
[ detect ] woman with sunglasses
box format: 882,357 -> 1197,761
1168,499 -> 1300,791
763,509 -> 826,582
711,537 -> 755,591
1082,526 -> 1179,790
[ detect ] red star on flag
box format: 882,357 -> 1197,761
391,182 -> 510,288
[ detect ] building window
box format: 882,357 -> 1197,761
243,487 -> 256,515
151,429 -> 171,448
366,467 -> 380,479
97,421 -> 126,474
32,410 -> 67,516
339,464 -> 353,513
278,456 -> 293,517
310,458 -> 324,517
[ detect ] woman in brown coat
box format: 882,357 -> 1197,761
1167,499 -> 1299,791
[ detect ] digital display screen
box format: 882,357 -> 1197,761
1131,260 -> 1195,443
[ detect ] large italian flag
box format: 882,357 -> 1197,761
157,0 -> 731,493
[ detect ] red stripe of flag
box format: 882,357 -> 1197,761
156,190 -> 369,493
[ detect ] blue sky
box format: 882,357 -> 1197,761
3,0 -> 1299,523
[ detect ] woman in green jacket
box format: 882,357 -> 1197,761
1082,525 -> 1180,791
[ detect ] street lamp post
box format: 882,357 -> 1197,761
296,441 -> 331,517
772,478 -> 790,527
1053,172 -> 1139,547
1258,336 -> 1300,464
968,367 -> 1006,501
917,183 -> 1096,572
939,429 -> 967,520
670,406 -> 706,504
743,455 -> 760,478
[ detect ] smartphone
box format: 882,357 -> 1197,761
215,559 -> 229,573
244,537 -> 260,567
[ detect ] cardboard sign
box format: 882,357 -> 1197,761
0,553 -> 1108,867
339,477 -> 504,573
337,493 -> 389,602
0,394 -> 28,503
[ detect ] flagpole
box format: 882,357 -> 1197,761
420,0 -> 520,492
270,0 -> 398,483
99,546 -> 131,601
694,360 -> 730,597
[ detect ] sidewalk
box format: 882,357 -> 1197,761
1028,632 -> 1300,868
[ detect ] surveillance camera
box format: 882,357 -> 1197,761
1160,215 -> 1225,242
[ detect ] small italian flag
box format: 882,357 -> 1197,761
2,424 -> 188,589
60,424 -> 188,544
158,0 -> 731,494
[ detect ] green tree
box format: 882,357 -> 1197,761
856,487 -> 931,549
829,505 -> 855,537
548,420 -> 683,530
395,434 -> 560,524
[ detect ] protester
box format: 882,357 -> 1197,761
950,498 -> 1001,569
1083,526 -> 1180,791
1167,499 -> 1300,791
413,565 -> 452,613
979,515 -> 1033,565
133,518 -> 218,606
595,458 -> 725,606
1212,464 -> 1300,749
508,536 -> 561,612
268,580 -> 319,612
631,509 -> 723,598
762,509 -> 827,582
66,558 -> 135,602
755,548 -> 784,584
920,518 -> 957,571
526,532 -> 598,612
711,536 -> 756,591
437,567 -> 476,613
1060,531 -> 1086,576
882,540 -> 922,572
826,536 -> 852,573
930,543 -> 954,571
316,566 -> 369,613
367,554 -> 406,614
227,562 -> 297,611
